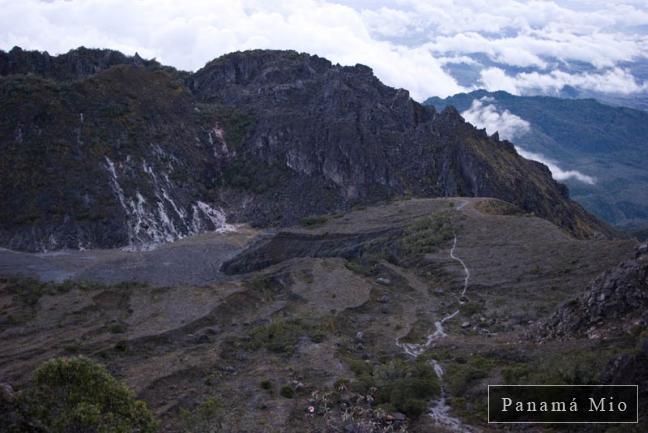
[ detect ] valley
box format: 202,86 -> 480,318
0,46 -> 646,433
426,90 -> 648,235
1,197 -> 642,432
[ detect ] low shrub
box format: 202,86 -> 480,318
180,397 -> 223,433
299,215 -> 328,227
23,356 -> 158,433
400,213 -> 455,256
280,385 -> 295,399
247,318 -> 327,355
348,357 -> 440,418
344,260 -> 374,277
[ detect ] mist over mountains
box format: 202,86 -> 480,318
2,1 -> 647,103
426,90 -> 648,234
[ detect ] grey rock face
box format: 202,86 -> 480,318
0,48 -> 615,252
190,50 -> 613,239
541,243 -> 648,338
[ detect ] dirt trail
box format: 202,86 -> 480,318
396,200 -> 479,432
450,236 -> 471,299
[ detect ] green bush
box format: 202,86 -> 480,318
348,357 -> 439,418
498,347 -> 618,386
299,215 -> 328,227
459,301 -> 484,317
108,323 -> 127,334
180,397 -> 223,433
23,356 -> 158,433
444,355 -> 493,396
247,319 -> 327,355
280,385 -> 295,399
400,213 -> 455,256
344,260 -> 374,276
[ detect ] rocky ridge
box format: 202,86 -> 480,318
0,47 -> 615,252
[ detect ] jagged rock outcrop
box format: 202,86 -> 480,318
0,47 -> 616,251
540,243 -> 648,339
0,46 -> 174,81
189,50 -> 613,238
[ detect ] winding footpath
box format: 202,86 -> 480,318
396,200 -> 478,432
450,235 -> 471,299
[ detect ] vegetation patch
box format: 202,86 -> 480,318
299,215 -> 329,227
444,355 -> 494,396
181,396 -> 224,433
500,346 -> 619,385
344,260 -> 375,277
399,212 -> 455,257
20,356 -> 158,433
347,357 -> 440,417
1,277 -> 145,309
0,277 -> 145,326
221,157 -> 294,193
280,385 -> 295,399
247,318 -> 328,355
475,199 -> 524,216
459,301 -> 484,317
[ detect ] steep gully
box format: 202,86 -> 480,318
396,201 -> 478,432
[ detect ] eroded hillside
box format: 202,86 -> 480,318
0,198 -> 641,433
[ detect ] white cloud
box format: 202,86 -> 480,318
515,147 -> 596,185
0,0 -> 465,99
0,0 -> 646,99
461,98 -> 530,140
479,66 -> 648,95
461,98 -> 596,184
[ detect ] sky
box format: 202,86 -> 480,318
1,0 -> 648,100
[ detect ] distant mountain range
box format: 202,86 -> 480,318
426,90 -> 648,236
0,47 -> 613,251
440,54 -> 648,112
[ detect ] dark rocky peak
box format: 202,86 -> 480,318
191,50 -> 406,105
0,46 -> 161,81
0,47 -> 617,251
186,50 -> 613,240
190,50 -> 333,94
438,105 -> 462,119
191,49 -> 433,132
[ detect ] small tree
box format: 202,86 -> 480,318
24,356 -> 158,433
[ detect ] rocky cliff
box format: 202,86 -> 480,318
540,243 -> 648,339
0,58 -> 229,251
0,47 -> 615,251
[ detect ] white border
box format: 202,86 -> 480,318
487,384 -> 639,424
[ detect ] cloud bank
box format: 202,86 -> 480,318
461,98 -> 596,184
0,0 -> 646,100
461,98 -> 531,141
515,147 -> 596,185
0,0 -> 464,99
